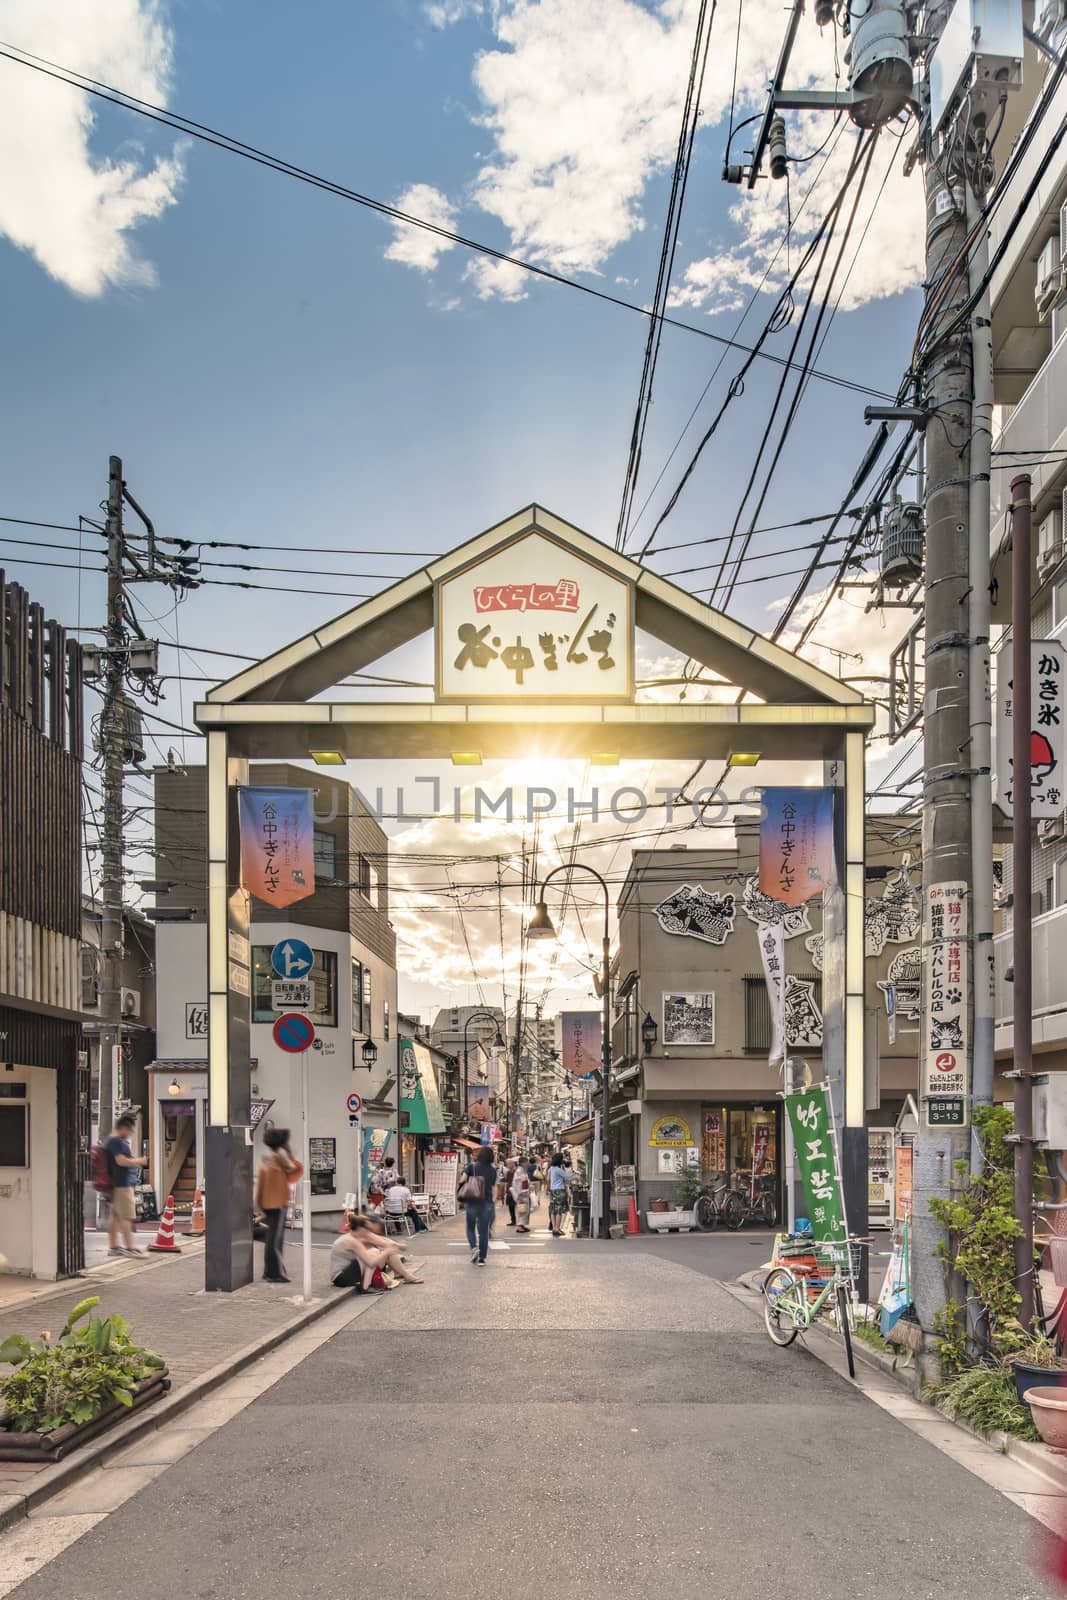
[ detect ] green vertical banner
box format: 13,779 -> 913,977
785,1083 -> 848,1244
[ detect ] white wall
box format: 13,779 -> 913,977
0,1065 -> 57,1278
155,923 -> 209,1061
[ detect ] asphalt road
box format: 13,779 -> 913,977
6,1223 -> 1057,1600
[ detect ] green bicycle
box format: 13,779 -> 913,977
761,1240 -> 857,1379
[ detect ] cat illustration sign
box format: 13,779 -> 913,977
273,1012 -> 316,1053
921,881 -> 968,1127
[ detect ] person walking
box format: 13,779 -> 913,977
547,1151 -> 573,1238
503,1160 -> 518,1227
105,1114 -> 145,1258
460,1144 -> 497,1266
255,1127 -> 304,1283
511,1160 -> 532,1233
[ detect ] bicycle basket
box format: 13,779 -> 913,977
812,1238 -> 863,1280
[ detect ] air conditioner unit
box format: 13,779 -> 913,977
120,987 -> 141,1019
1039,815 -> 1065,843
1038,508 -> 1063,579
1037,234 -> 1062,319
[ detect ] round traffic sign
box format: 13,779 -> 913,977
347,1092 -> 363,1115
273,1012 -> 316,1053
934,1052 -> 957,1073
271,937 -> 314,980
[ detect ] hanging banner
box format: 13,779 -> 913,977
758,922 -> 787,1065
758,787 -> 834,907
785,1084 -> 847,1244
238,787 -> 316,909
750,1123 -> 770,1202
467,1082 -> 491,1123
921,882 -> 969,1128
702,1112 -> 726,1175
361,1127 -> 393,1192
995,639 -> 1066,819
560,1011 -> 601,1077
399,1038 -> 446,1134
895,1144 -> 913,1222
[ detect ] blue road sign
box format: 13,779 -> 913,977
273,1012 -> 316,1054
271,937 -> 313,980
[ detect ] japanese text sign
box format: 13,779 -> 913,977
238,787 -> 315,909
560,1011 -> 602,1077
758,787 -> 834,907
757,921 -> 786,1065
785,1084 -> 847,1243
995,640 -> 1066,820
921,881 -> 968,1128
435,529 -> 633,701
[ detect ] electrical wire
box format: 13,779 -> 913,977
0,40 -> 895,401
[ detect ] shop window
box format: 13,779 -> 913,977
352,959 -> 365,1033
362,965 -> 372,1032
356,854 -> 372,899
744,976 -> 772,1053
253,947 -> 337,1026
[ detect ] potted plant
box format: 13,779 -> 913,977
999,1324 -> 1067,1407
649,1196 -> 670,1213
0,1297 -> 168,1462
673,1162 -> 701,1223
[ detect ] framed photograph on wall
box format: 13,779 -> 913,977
662,991 -> 715,1046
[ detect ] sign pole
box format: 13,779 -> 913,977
301,1053 -> 313,1304
355,1113 -> 363,1212
1011,474 -> 1035,1332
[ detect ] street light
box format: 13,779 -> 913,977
529,862 -> 613,1238
462,1009 -> 505,1136
360,1037 -> 378,1069
641,1012 -> 658,1054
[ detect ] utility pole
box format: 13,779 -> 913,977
97,456 -> 126,1143
88,456 -> 201,1150
1010,474 -> 1035,1331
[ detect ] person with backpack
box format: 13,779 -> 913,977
100,1114 -> 145,1257
458,1144 -> 497,1266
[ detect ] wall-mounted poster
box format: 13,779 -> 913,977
654,885 -> 736,944
649,1115 -> 693,1148
662,992 -> 715,1046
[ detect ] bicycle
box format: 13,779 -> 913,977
761,1239 -> 859,1379
694,1178 -> 744,1232
727,1173 -> 777,1229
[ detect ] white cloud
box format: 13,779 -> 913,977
0,1 -> 185,296
385,182 -> 459,271
463,254 -> 527,300
425,0 -> 488,27
406,0 -> 922,312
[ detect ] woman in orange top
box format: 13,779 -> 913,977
255,1127 -> 304,1283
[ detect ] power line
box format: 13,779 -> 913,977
0,39 -> 895,403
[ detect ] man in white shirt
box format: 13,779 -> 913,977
384,1179 -> 427,1232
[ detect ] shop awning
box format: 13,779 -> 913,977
559,1117 -> 594,1147
454,1137 -> 482,1151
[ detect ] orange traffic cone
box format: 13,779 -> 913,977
191,1187 -> 206,1234
626,1196 -> 641,1236
148,1195 -> 182,1253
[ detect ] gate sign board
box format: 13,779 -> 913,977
435,528 -> 634,702
995,639 -> 1066,819
922,881 -> 968,1128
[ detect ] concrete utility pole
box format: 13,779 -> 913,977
97,456 -> 126,1142
1010,474 -> 1035,1331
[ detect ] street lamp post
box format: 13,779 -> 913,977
528,863 -> 612,1238
462,1010 -> 505,1140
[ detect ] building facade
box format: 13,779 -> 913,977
0,575 -> 86,1278
148,763 -> 397,1218
614,819 -> 923,1217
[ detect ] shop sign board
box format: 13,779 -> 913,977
435,528 -> 634,702
424,1152 -> 460,1217
648,1115 -> 694,1148
614,1164 -> 636,1196
250,1098 -> 274,1129
995,639 -> 1066,819
785,1084 -> 847,1244
921,881 -> 968,1129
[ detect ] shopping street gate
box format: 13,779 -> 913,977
195,505 -> 874,1291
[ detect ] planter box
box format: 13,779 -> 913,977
0,1371 -> 170,1462
1012,1361 -> 1067,1408
645,1209 -> 696,1233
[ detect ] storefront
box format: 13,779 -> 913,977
636,1099 -> 782,1223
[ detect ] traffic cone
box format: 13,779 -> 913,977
148,1195 -> 182,1253
191,1187 -> 206,1234
626,1196 -> 641,1236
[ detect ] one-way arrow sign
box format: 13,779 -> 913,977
271,937 -> 313,980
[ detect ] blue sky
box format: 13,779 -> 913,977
0,0 -> 926,1017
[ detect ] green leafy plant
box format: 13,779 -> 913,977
927,1362 -> 1040,1441
929,1105 -> 1026,1367
0,1297 -> 165,1435
674,1163 -> 701,1211
853,1316 -> 891,1354
997,1323 -> 1063,1373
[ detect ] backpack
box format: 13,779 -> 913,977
91,1141 -> 115,1195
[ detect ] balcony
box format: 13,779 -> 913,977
994,904 -> 1067,1054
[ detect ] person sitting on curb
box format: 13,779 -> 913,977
330,1211 -> 424,1293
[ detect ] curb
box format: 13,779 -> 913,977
0,1284 -> 348,1534
730,1269 -> 1067,1495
